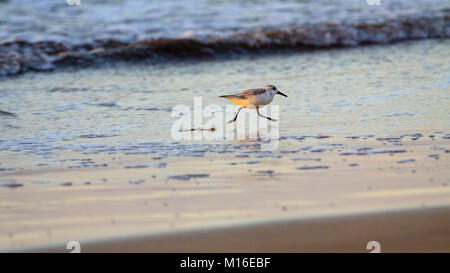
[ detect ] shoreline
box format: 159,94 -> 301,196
16,204 -> 450,253
1,35 -> 449,79
0,37 -> 449,80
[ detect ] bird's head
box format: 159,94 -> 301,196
264,84 -> 287,97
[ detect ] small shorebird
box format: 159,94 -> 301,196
220,84 -> 287,123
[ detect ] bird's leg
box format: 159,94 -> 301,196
256,106 -> 277,122
228,107 -> 243,124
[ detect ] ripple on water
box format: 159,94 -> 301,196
168,174 -> 210,180
370,149 -> 407,155
428,154 -> 440,159
0,180 -> 23,188
310,148 -> 328,153
228,161 -> 260,165
397,159 -> 416,164
124,165 -> 149,169
255,170 -> 274,175
129,179 -> 146,185
256,154 -> 282,159
296,165 -> 330,170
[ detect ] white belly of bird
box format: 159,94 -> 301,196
250,91 -> 273,106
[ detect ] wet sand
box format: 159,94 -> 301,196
1,134 -> 449,252
26,205 -> 450,253
1,39 -> 449,252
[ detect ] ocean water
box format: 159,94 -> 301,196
0,0 -> 449,76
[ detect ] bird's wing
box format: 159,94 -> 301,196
220,88 -> 266,99
237,88 -> 266,99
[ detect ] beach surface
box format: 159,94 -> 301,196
28,205 -> 450,253
1,38 -> 449,252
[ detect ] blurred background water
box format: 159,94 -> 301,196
1,0 -> 448,42
0,0 -> 448,76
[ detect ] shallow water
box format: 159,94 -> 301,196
1,39 -> 449,175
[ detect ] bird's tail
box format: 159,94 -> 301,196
219,95 -> 247,107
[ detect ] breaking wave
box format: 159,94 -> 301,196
0,0 -> 449,77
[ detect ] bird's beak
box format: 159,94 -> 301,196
277,91 -> 287,97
